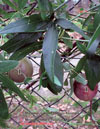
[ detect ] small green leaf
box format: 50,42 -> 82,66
92,100 -> 99,112
0,74 -> 27,101
87,24 -> 100,51
63,32 -> 73,48
37,0 -> 53,20
82,14 -> 93,29
76,42 -> 86,54
0,8 -> 7,15
93,8 -> 100,30
2,0 -> 18,11
63,62 -> 72,72
71,56 -> 86,78
0,60 -> 18,73
75,73 -> 87,85
0,89 -> 9,119
17,0 -> 28,10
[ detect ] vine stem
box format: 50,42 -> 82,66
90,100 -> 99,129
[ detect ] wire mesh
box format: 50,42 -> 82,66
3,50 -> 100,129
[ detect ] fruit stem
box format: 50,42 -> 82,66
90,100 -> 99,129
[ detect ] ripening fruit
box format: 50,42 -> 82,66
73,80 -> 98,101
8,57 -> 33,83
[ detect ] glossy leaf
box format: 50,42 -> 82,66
37,0 -> 53,20
84,55 -> 100,90
71,56 -> 86,78
0,89 -> 9,119
0,60 -> 18,73
75,73 -> 87,85
0,74 -> 27,101
82,14 -> 93,29
10,42 -> 42,60
63,32 -> 73,48
53,52 -> 63,86
0,32 -> 42,53
87,36 -> 100,55
63,62 -> 72,72
93,8 -> 100,30
56,18 -> 89,40
43,24 -> 58,83
87,24 -> 100,50
40,53 -> 63,94
0,14 -> 47,33
76,42 -> 86,54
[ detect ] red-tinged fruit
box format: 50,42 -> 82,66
8,57 -> 33,83
73,80 -> 98,101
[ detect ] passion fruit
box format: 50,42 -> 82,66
8,57 -> 33,83
73,80 -> 98,101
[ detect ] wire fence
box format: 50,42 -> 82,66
4,50 -> 100,129
1,0 -> 100,129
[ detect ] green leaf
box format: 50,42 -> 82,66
2,0 -> 18,11
0,54 -> 4,61
0,89 -> 9,119
53,52 -> 63,86
40,53 -> 63,94
93,8 -> 100,30
75,73 -> 87,85
76,42 -> 86,54
10,42 -> 42,60
56,18 -> 89,40
84,55 -> 100,90
87,24 -> 100,50
37,0 -> 53,20
71,56 -> 86,78
17,0 -> 28,10
43,23 -> 58,83
63,62 -> 72,72
63,32 -> 73,48
1,32 -> 42,53
0,74 -> 27,101
0,14 -> 47,33
0,60 -> 18,73
82,14 -> 93,29
0,118 -> 8,128
0,8 -> 7,15
92,100 -> 99,112
87,36 -> 100,55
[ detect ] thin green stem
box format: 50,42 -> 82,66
71,4 -> 100,21
61,37 -> 89,42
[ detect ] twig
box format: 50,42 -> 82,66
54,0 -> 70,13
26,1 -> 37,15
68,0 -> 81,12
